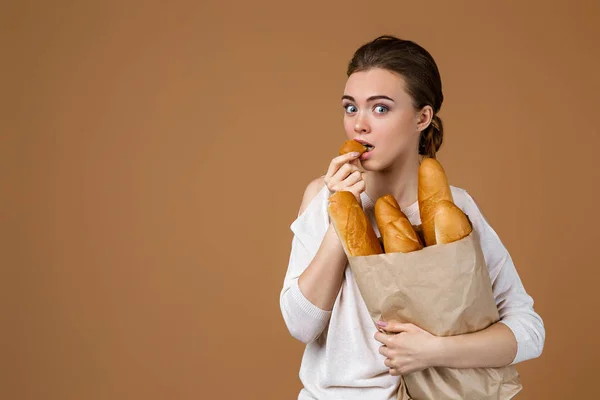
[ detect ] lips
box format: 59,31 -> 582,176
354,139 -> 374,151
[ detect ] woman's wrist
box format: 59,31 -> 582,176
426,335 -> 447,367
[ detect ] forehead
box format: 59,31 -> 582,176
344,68 -> 408,98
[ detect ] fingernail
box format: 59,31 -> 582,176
377,321 -> 387,327
350,152 -> 360,157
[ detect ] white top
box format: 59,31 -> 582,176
279,183 -> 545,400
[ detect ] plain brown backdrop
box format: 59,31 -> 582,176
2,0 -> 599,399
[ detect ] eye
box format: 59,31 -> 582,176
374,104 -> 389,114
343,104 -> 357,114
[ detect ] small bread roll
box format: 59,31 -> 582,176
375,194 -> 423,253
339,139 -> 368,156
433,200 -> 473,244
328,191 -> 383,256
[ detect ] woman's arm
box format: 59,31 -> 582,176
294,176 -> 350,310
434,322 -> 517,368
279,178 -> 349,344
297,221 -> 348,310
281,153 -> 366,344
374,320 -> 517,375
461,190 -> 545,365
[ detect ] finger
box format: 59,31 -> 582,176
378,345 -> 389,357
348,179 -> 365,191
374,331 -> 391,345
325,162 -> 350,184
326,152 -> 361,177
347,179 -> 366,197
379,321 -> 414,333
384,358 -> 394,368
349,157 -> 361,167
389,368 -> 401,376
331,163 -> 360,183
342,170 -> 362,187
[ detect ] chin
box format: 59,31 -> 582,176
359,159 -> 383,172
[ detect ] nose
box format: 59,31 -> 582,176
354,112 -> 370,134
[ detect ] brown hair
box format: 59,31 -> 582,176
347,35 -> 444,159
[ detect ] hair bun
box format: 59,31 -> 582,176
419,115 -> 444,158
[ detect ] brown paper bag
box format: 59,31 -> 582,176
348,230 -> 523,400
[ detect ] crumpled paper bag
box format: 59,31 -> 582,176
348,229 -> 522,400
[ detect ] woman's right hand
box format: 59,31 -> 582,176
323,151 -> 366,201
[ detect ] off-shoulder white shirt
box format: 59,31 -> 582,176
279,183 -> 545,400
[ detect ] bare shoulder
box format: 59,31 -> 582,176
298,176 -> 326,216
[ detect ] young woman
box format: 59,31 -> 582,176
279,35 -> 545,400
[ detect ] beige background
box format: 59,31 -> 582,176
2,0 -> 599,399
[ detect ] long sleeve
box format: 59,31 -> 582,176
457,188 -> 546,364
279,185 -> 333,344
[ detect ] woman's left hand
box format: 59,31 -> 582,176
373,320 -> 441,376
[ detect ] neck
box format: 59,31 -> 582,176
363,154 -> 421,210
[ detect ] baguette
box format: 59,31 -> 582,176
339,139 -> 368,156
327,191 -> 383,257
433,200 -> 472,244
418,157 -> 473,246
375,194 -> 424,253
418,158 -> 454,246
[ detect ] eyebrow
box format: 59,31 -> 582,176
341,95 -> 395,102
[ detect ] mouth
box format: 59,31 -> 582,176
354,139 -> 374,152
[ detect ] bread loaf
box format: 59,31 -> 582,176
418,158 -> 454,246
433,200 -> 472,244
375,194 -> 424,253
327,191 -> 383,256
339,139 -> 368,156
418,157 -> 473,246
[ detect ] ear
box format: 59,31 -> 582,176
416,105 -> 434,132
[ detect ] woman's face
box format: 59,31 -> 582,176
342,68 -> 425,171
